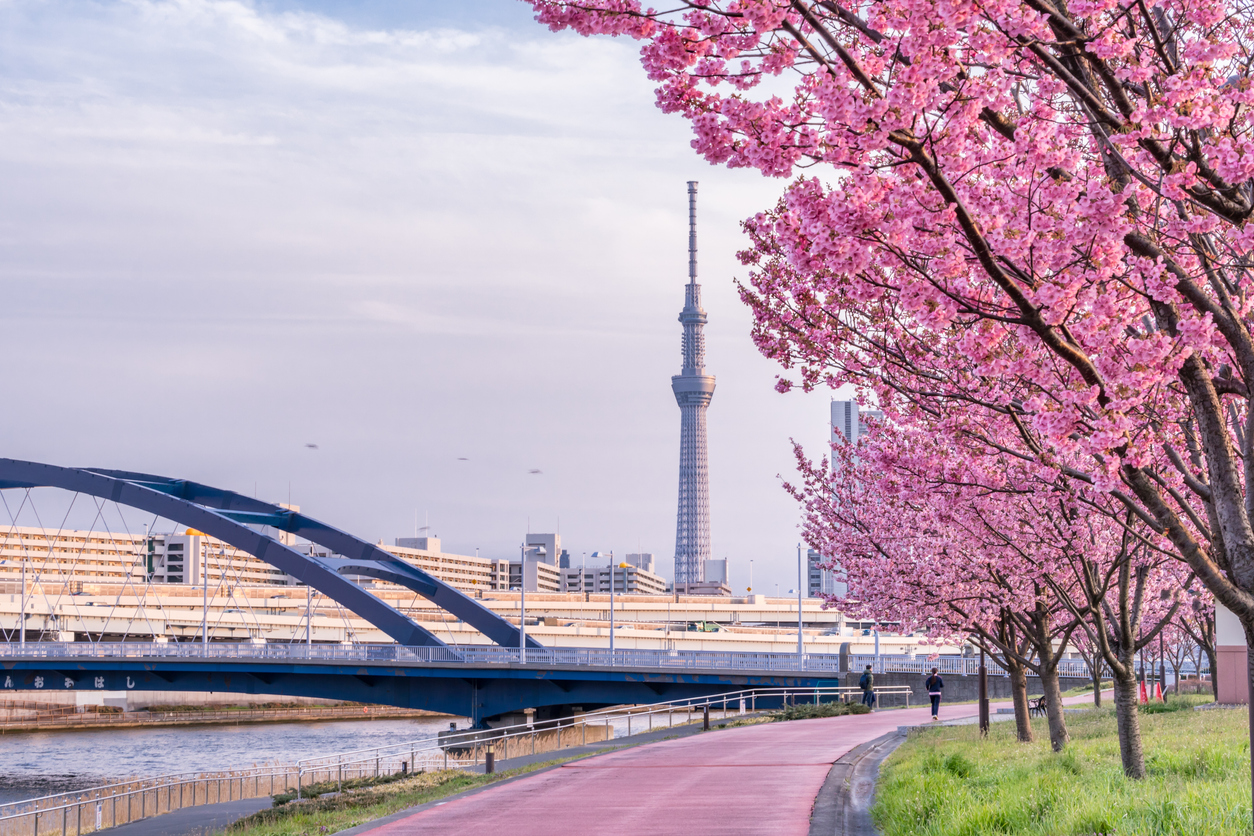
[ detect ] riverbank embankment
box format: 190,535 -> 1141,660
0,704 -> 445,733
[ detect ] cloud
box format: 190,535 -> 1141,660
0,0 -> 825,588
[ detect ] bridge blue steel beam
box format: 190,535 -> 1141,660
0,459 -> 452,647
0,657 -> 839,723
82,467 -> 541,650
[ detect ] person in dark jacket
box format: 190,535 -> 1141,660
859,665 -> 875,709
926,668 -> 944,720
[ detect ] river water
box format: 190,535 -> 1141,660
0,716 -> 468,806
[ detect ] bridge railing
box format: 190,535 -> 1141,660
0,766 -> 298,836
0,641 -> 1094,677
290,684 -> 912,791
846,653 -> 1093,678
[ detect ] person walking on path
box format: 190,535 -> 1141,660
859,665 -> 875,710
926,668 -> 944,721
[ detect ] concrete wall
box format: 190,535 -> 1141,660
839,670 -> 1090,705
0,690 -> 344,710
1216,603 -> 1248,704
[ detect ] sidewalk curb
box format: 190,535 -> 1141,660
808,731 -> 904,836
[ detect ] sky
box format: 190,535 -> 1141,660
0,0 -> 838,593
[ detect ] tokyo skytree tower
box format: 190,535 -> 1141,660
671,181 -> 716,589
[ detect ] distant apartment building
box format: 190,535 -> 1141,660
669,558 -> 732,596
0,525 -> 520,595
560,563 -> 668,595
0,526 -> 286,591
392,536 -> 510,591
807,548 -> 846,599
509,559 -> 563,593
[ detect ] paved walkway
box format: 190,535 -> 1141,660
356,692 -> 1104,836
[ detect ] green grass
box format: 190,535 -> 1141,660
874,698 -> 1251,836
1062,680 -> 1113,696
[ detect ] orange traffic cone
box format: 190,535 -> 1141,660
1139,680 -> 1149,704
1154,681 -> 1164,702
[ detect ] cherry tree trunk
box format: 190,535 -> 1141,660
1009,663 -> 1034,743
1112,670 -> 1146,779
1039,666 -> 1070,752
1092,668 -> 1102,708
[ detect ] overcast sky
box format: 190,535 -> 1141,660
0,0 -> 835,593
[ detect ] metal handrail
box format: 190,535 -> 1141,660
294,684 -> 914,777
0,765 -> 299,836
0,641 -> 1095,677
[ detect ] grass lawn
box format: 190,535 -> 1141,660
875,698 -> 1251,835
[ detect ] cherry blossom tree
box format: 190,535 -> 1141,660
797,416 -> 1186,772
793,421 -> 1096,748
528,0 -> 1254,789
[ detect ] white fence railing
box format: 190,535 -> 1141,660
846,653 -> 1093,678
0,767 -> 299,836
0,641 -> 1097,677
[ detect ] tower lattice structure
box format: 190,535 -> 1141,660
671,181 -> 716,589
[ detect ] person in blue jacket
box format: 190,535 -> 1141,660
859,665 -> 875,710
926,668 -> 944,721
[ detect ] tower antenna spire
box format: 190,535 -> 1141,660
688,180 -> 698,285
672,181 -> 716,591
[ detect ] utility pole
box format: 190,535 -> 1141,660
609,551 -> 616,660
1159,631 -> 1167,700
19,559 -> 25,648
306,585 -> 313,651
978,646 -> 989,736
519,543 -> 527,665
201,550 -> 208,655
796,544 -> 804,660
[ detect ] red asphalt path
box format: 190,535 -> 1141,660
362,692 -> 1103,836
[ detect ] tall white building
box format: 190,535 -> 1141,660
672,182 -> 716,590
822,399 -> 881,599
807,548 -> 846,599
830,399 -> 882,448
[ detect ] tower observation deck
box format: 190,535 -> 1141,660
671,181 -> 715,590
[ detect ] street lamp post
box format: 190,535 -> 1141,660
796,544 -> 804,660
1159,631 -> 1167,701
202,551 -> 208,655
306,584 -> 312,651
607,552 -> 617,658
519,543 -> 527,665
19,558 -> 25,648
978,646 -> 989,736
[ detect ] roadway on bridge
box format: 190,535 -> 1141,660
355,692 -> 1103,836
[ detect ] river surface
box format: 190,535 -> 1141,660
0,716 -> 468,806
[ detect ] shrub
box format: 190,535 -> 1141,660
771,701 -> 871,722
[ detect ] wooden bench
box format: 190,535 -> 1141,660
1028,695 -> 1048,717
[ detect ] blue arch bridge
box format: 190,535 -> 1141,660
0,459 -> 847,724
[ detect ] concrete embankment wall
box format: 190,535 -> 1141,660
838,671 -> 1091,705
1,690 -> 346,710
